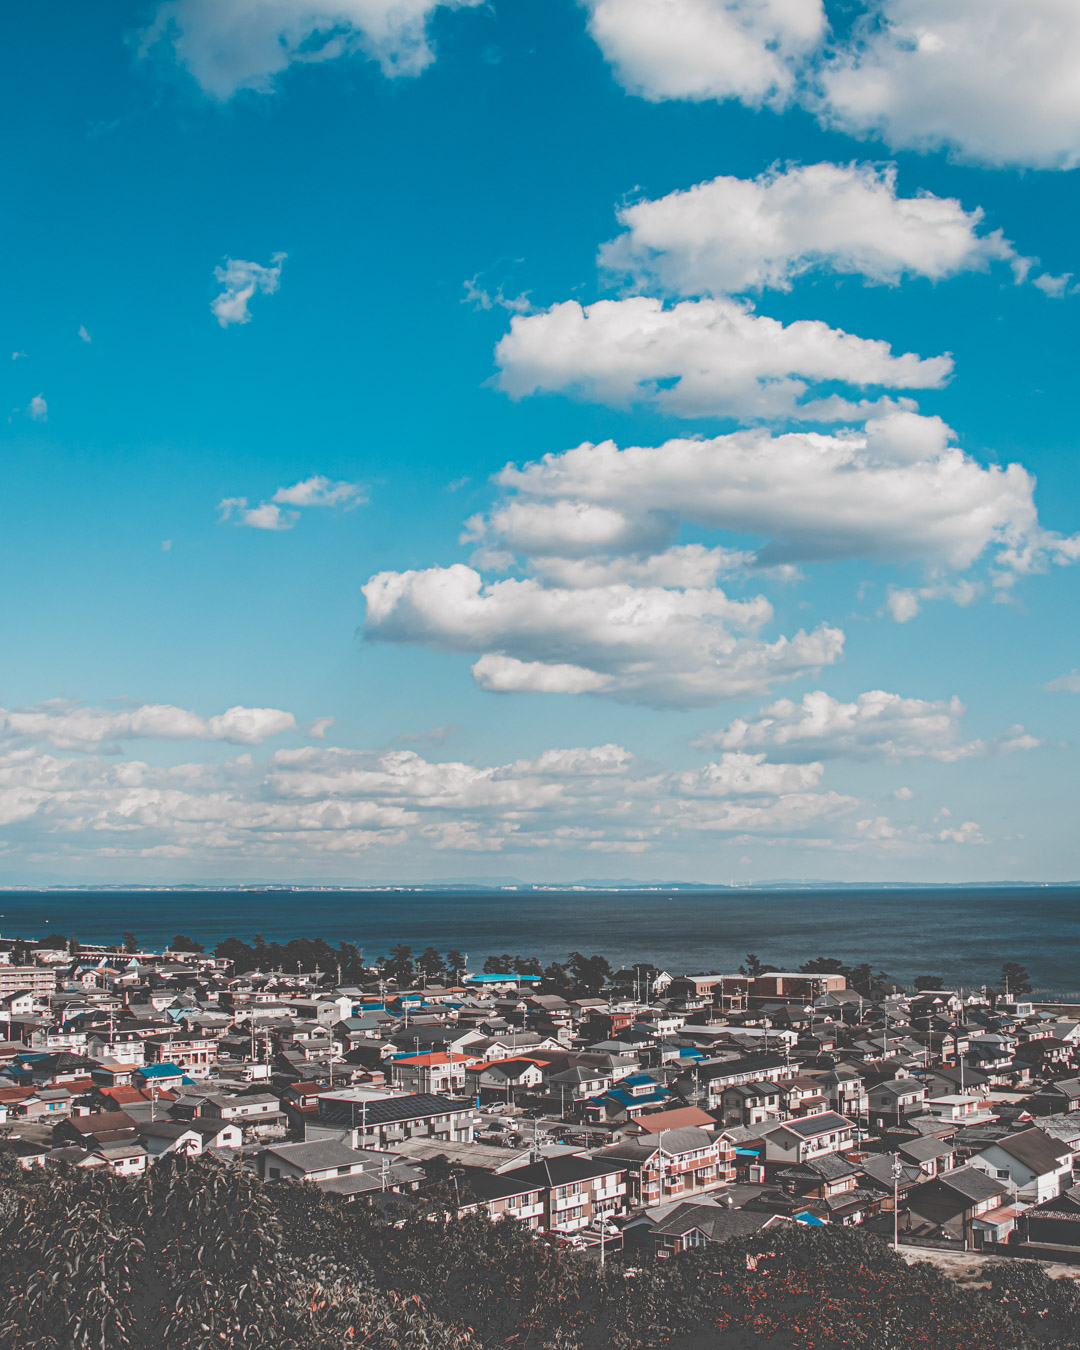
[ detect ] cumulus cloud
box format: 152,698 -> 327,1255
884,578 -> 980,623
1046,670 -> 1080,693
693,688 -> 1041,763
141,0 -> 482,98
362,563 -> 843,707
0,701 -> 298,752
219,475 -> 364,530
218,498 -> 297,531
494,295 -> 951,420
600,162 -> 1028,297
586,0 -> 1080,172
0,735 -> 861,862
27,394 -> 47,422
211,253 -> 286,326
482,408 -> 1076,576
272,475 -> 366,508
820,0 -> 1080,169
0,709 -> 1010,865
583,0 -> 825,106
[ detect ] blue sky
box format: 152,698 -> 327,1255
2,0 -> 1080,884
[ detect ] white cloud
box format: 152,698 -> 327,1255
1047,670 -> 1080,693
0,711 -> 1013,865
0,701 -> 298,752
363,562 -> 842,707
78,325 -> 92,343
583,0 -> 825,106
484,408 -> 1075,575
937,820 -> 985,845
211,253 -> 286,327
220,476 -> 364,530
1033,272 -> 1073,299
27,394 -> 47,422
218,497 -> 298,531
694,688 -> 1041,763
494,295 -> 951,420
272,475 -> 366,508
885,578 -> 979,623
600,162 -> 1027,296
524,544 -> 756,589
893,786 -> 914,800
142,0 -> 482,99
820,0 -> 1080,169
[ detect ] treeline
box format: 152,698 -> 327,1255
1,1150 -> 1075,1349
206,938 -> 617,995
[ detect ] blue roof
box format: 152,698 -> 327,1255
465,973 -> 541,983
796,1211 -> 825,1226
140,1062 -> 185,1077
595,1086 -> 670,1108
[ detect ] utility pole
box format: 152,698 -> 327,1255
891,1154 -> 903,1250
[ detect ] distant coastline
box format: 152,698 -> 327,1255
0,879 -> 1076,893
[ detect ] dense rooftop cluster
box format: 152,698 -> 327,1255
3,931 -> 1080,1338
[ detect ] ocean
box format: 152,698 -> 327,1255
1,886 -> 1078,997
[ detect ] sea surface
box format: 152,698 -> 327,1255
1,887 -> 1079,998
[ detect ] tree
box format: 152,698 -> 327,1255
121,931 -> 138,954
799,956 -> 850,975
567,951 -> 612,993
445,950 -> 467,982
513,955 -> 542,977
385,943 -> 415,986
68,935 -> 80,955
37,933 -> 69,950
1000,961 -> 1033,996
336,940 -> 364,982
171,934 -> 205,953
418,946 -> 447,981
482,954 -> 514,974
739,953 -> 776,977
913,974 -> 946,991
542,960 -> 572,992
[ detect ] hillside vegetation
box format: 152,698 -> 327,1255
1,1154 -> 1077,1350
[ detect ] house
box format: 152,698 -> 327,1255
921,1094 -> 997,1126
1022,1184 -> 1080,1247
313,1088 -> 475,1150
456,1168 -> 549,1229
261,1139 -> 374,1183
390,1051 -> 475,1096
464,1056 -> 546,1101
596,1128 -> 736,1207
906,1166 -> 1012,1247
651,1203 -> 784,1258
584,1073 -> 672,1123
138,1121 -> 206,1159
969,1128 -> 1073,1205
866,1079 -> 928,1127
133,1063 -> 192,1092
718,1081 -> 783,1127
897,1134 -> 957,1179
761,1112 -> 856,1167
622,1105 -> 716,1137
773,1154 -> 875,1225
93,1142 -> 149,1177
471,1153 -> 628,1233
1029,1078 -> 1080,1117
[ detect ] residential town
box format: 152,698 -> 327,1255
4,934 -> 1080,1264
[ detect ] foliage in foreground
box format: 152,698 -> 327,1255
1,1152 -> 1075,1349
